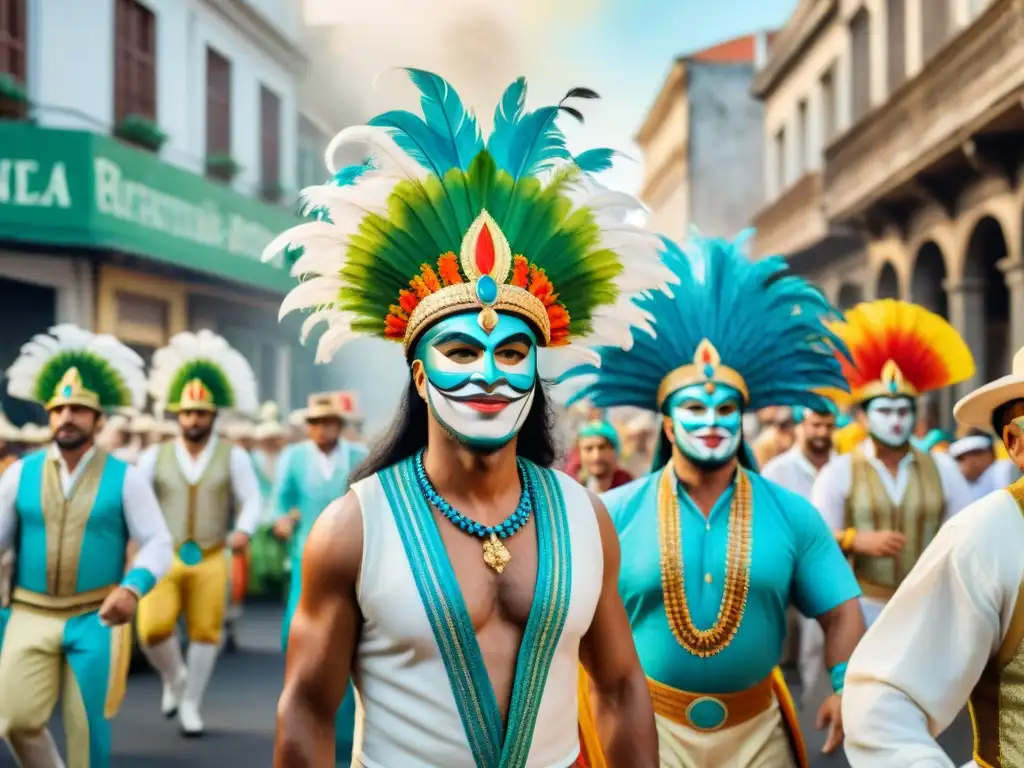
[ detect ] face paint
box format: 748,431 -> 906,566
414,312 -> 537,451
865,396 -> 915,448
667,383 -> 743,468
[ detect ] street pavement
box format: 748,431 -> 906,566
0,603 -> 975,767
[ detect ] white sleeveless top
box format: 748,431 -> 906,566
351,468 -> 603,768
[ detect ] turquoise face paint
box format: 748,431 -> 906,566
414,312 -> 537,451
667,383 -> 743,467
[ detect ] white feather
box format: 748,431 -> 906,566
262,221 -> 341,264
325,125 -> 428,182
278,277 -> 344,321
148,329 -> 259,416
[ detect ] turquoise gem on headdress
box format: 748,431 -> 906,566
476,274 -> 498,305
61,385 -> 73,397
702,364 -> 715,378
888,380 -> 898,394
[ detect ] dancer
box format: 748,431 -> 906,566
271,392 -> 367,764
0,324 -> 172,767
563,234 -> 865,767
265,69 -> 671,767
810,300 -> 974,627
135,330 -> 262,736
842,345 -> 1024,767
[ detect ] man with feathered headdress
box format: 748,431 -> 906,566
810,300 -> 974,628
0,324 -> 172,766
263,69 -> 671,766
134,329 -> 262,737
561,234 -> 864,767
840,344 -> 1024,766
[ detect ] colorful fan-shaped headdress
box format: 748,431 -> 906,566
149,330 -> 259,415
823,299 -> 974,405
560,233 -> 850,415
262,69 -> 674,369
6,324 -> 147,412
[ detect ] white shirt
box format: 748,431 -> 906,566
0,447 -> 172,583
842,488 -> 1024,767
136,436 -> 263,536
761,445 -> 832,500
312,443 -> 344,481
966,459 -> 1018,504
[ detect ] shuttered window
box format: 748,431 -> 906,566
206,47 -> 231,155
114,0 -> 156,122
260,85 -> 281,198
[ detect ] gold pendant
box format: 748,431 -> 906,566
482,533 -> 512,574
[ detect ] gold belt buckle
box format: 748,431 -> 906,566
685,696 -> 729,732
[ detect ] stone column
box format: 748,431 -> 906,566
945,277 -> 987,399
1001,260 -> 1024,361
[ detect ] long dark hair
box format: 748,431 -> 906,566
351,381 -> 557,482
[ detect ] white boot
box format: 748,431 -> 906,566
179,642 -> 218,737
141,636 -> 187,717
7,728 -> 64,768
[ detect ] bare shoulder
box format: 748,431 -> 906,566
305,490 -> 365,586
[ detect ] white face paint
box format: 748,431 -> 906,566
865,396 -> 915,448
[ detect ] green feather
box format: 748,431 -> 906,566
33,352 -> 132,408
166,361 -> 236,408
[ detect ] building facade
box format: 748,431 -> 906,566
752,0 -> 1021,424
637,33 -> 773,244
0,0 -> 338,424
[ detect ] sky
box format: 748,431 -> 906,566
303,0 -> 798,193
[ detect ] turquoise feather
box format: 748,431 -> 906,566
573,149 -> 615,174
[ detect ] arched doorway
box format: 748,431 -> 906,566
964,216 -> 1010,386
910,242 -> 950,429
876,262 -> 899,298
837,282 -> 863,309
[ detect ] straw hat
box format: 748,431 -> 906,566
954,346 -> 1024,432
19,423 -> 49,443
255,420 -> 283,440
156,420 -> 178,437
223,421 -> 255,442
130,413 -> 155,434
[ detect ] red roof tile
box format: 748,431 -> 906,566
688,32 -> 772,63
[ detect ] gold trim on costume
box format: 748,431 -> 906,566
646,674 -> 772,731
656,338 -> 750,409
657,465 -> 753,657
46,367 -> 101,412
12,584 -> 114,611
853,359 -> 919,402
170,378 -> 217,412
104,623 -> 132,717
403,283 -> 551,348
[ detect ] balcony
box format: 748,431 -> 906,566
823,0 -> 1024,223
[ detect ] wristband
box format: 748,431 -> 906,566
839,528 -> 856,553
829,661 -> 848,694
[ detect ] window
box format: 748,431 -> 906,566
849,9 -> 871,123
796,99 -> 808,175
205,47 -> 231,158
887,0 -> 906,93
114,0 -> 156,122
0,0 -> 26,82
922,0 -> 952,61
820,66 -> 836,145
774,127 -> 787,194
297,115 -> 327,190
260,85 -> 281,199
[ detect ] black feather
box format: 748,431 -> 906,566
559,105 -> 585,123
562,87 -> 600,101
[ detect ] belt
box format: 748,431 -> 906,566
857,578 -> 896,601
647,675 -> 774,732
13,584 -> 114,613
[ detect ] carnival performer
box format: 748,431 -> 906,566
950,428 -> 1018,503
271,392 -> 367,765
561,234 -> 864,767
841,345 -> 1024,767
762,404 -> 838,711
575,419 -> 633,493
264,69 -> 671,767
810,300 -> 974,627
134,329 -> 262,737
0,324 -> 172,767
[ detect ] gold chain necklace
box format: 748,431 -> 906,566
657,465 -> 753,658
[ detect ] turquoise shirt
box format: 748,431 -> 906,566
15,451 -> 145,594
605,469 -> 860,694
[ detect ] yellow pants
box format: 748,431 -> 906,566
136,550 -> 227,646
0,604 -> 131,767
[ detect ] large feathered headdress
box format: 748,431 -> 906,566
823,299 -> 974,405
560,233 -> 851,415
262,69 -> 675,372
6,324 -> 147,412
149,330 -> 259,415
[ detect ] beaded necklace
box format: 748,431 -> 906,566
413,448 -> 533,573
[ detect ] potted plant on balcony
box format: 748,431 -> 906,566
0,74 -> 29,121
260,181 -> 285,204
206,153 -> 242,184
114,114 -> 168,153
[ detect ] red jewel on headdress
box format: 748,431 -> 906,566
700,345 -> 713,365
475,223 -> 495,275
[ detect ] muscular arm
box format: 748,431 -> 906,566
275,491 -> 363,768
816,599 -> 865,682
579,491 -> 659,767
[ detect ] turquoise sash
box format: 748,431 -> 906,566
378,457 -> 573,768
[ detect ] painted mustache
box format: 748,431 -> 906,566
431,373 -> 534,395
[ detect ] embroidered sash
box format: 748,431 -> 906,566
378,456 -> 573,768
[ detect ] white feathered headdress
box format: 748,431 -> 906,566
149,330 -> 258,415
261,69 -> 676,377
6,324 -> 147,411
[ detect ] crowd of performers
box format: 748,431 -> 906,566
2,68 -> 1023,768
